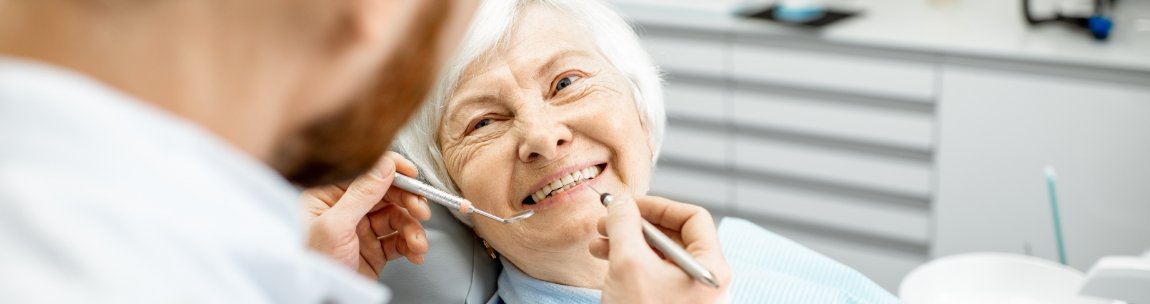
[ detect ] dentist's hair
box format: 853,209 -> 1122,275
393,0 -> 664,226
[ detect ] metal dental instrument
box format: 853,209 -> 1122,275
392,173 -> 534,224
591,186 -> 720,288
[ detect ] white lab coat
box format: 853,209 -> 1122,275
0,57 -> 388,303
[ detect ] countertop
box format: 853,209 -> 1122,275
609,0 -> 1150,73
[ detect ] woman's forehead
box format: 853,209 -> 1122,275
445,14 -> 603,122
460,5 -> 597,81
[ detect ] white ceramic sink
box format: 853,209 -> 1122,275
899,252 -> 1118,304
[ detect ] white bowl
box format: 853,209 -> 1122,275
899,252 -> 1116,304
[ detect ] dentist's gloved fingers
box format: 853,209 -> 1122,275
301,156 -> 399,276
386,151 -> 430,220
368,204 -> 427,264
598,195 -> 692,304
591,194 -> 656,261
592,199 -> 703,258
602,194 -> 661,260
323,155 -> 399,226
588,231 -> 610,260
300,152 -> 431,279
383,184 -> 431,221
591,220 -> 670,260
634,196 -> 724,268
357,217 -> 387,273
597,195 -> 731,304
387,151 -> 419,178
633,196 -> 732,296
379,152 -> 430,221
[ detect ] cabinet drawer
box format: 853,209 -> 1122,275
641,35 -> 725,77
733,89 -> 934,150
731,43 -> 936,101
735,181 -> 929,245
661,122 -> 727,167
651,165 -> 731,210
665,81 -> 726,122
734,137 -> 931,197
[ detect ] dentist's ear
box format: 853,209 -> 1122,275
430,0 -> 482,64
275,0 -> 478,187
342,0 -> 419,62
345,0 -> 479,68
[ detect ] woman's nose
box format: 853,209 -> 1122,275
517,118 -> 573,163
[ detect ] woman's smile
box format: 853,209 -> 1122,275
520,163 -> 608,211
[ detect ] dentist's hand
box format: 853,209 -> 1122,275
300,152 -> 432,279
590,196 -> 731,304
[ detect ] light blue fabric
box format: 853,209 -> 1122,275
489,217 -> 901,304
488,258 -> 600,304
719,218 -> 901,304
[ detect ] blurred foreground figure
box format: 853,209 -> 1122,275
0,0 -> 476,302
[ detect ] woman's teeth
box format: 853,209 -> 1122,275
529,166 -> 601,204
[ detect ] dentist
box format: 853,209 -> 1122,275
0,0 -> 726,303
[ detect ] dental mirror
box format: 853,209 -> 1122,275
472,209 -> 535,224
392,174 -> 535,224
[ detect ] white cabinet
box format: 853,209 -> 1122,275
934,62 -> 1150,270
736,180 -> 930,245
732,89 -> 935,151
641,33 -> 725,78
733,135 -> 932,198
662,122 -> 727,168
664,82 -> 727,122
731,41 -> 937,102
651,164 -> 732,211
643,31 -> 935,292
620,0 -> 1150,296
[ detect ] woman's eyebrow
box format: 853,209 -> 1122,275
446,94 -> 497,124
533,49 -> 590,80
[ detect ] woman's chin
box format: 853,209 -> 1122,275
526,198 -> 605,227
515,205 -> 604,246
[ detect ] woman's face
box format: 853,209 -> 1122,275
438,5 -> 652,285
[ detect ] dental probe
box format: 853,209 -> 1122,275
391,174 -> 534,224
591,187 -> 720,288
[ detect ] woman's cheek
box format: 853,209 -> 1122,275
442,139 -> 486,183
440,145 -> 466,179
616,112 -> 655,193
456,161 -> 489,201
456,142 -> 514,210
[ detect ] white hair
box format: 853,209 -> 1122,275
393,0 -> 665,226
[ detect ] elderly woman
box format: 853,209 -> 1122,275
393,0 -> 902,303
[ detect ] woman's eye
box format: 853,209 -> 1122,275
472,118 -> 493,131
555,75 -> 581,92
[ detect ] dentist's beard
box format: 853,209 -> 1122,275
271,0 -> 449,187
